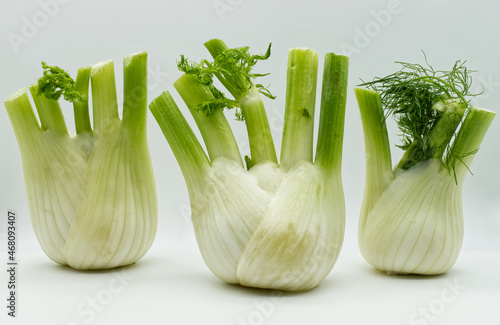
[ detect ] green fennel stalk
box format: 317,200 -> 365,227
356,56 -> 495,275
4,52 -> 157,270
150,39 -> 349,291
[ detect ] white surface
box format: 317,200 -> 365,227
0,249 -> 499,325
0,0 -> 499,324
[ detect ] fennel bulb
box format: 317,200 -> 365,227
4,52 -> 157,270
356,58 -> 495,275
150,40 -> 348,291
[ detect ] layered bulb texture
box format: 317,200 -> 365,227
4,52 -> 157,270
150,40 -> 349,291
355,86 -> 495,275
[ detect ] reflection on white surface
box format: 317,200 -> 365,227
0,248 -> 499,325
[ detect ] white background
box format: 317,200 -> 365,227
0,0 -> 499,324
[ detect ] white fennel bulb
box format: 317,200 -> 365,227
150,39 -> 348,291
355,58 -> 495,275
4,52 -> 157,270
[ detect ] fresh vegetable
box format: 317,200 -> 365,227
355,57 -> 495,275
149,39 -> 348,291
4,52 -> 157,270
